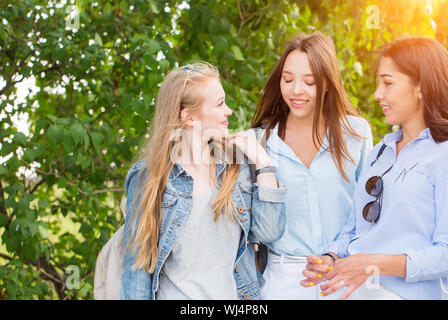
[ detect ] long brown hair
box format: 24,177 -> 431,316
252,32 -> 363,181
376,37 -> 448,142
126,62 -> 240,273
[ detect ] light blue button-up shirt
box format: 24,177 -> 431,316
261,115 -> 373,257
328,128 -> 448,299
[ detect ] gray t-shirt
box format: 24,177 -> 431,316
156,190 -> 241,300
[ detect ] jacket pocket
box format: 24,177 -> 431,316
161,190 -> 178,207
237,281 -> 259,300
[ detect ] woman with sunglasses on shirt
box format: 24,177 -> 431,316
250,32 -> 373,299
301,37 -> 448,300
120,62 -> 286,300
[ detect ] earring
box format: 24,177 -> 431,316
418,93 -> 422,101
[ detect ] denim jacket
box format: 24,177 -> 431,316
119,160 -> 287,300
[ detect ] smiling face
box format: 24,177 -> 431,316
193,77 -> 232,140
374,57 -> 424,127
280,50 -> 319,123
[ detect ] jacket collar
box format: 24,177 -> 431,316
169,161 -> 227,181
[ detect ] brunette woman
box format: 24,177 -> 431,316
251,32 -> 373,299
302,37 -> 448,300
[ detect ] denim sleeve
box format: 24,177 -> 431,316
119,160 -> 153,300
404,163 -> 448,282
248,181 -> 287,244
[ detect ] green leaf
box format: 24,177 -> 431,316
6,232 -> 20,252
29,223 -> 38,237
75,153 -> 91,170
38,200 -> 50,209
148,0 -> 159,14
103,2 -> 112,15
38,223 -> 49,239
62,134 -> 74,153
22,240 -> 39,261
47,115 -> 58,123
70,123 -> 87,145
147,39 -> 160,56
230,45 -> 244,61
94,33 -> 103,47
90,132 -> 104,153
0,165 -> 8,177
23,147 -> 44,162
14,132 -> 27,146
0,215 -> 9,228
35,119 -> 47,135
0,143 -> 14,157
48,125 -> 64,144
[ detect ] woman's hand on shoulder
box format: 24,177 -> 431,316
230,131 -> 271,168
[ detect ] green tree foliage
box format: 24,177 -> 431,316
0,0 -> 442,299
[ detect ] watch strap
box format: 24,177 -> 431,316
255,166 -> 276,177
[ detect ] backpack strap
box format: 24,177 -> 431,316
120,198 -> 126,219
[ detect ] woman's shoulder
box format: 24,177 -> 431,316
429,139 -> 448,168
127,159 -> 147,178
345,115 -> 371,135
125,159 -> 148,192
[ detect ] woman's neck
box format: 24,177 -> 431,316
400,118 -> 427,144
285,111 -> 326,135
177,129 -> 212,168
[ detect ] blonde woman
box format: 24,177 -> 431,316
119,62 -> 286,300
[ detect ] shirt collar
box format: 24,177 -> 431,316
383,127 -> 432,147
266,123 -> 289,157
266,122 -> 329,160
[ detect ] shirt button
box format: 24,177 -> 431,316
235,267 -> 239,273
243,293 -> 249,300
238,207 -> 244,213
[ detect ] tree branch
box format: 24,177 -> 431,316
0,253 -> 12,261
28,177 -> 46,194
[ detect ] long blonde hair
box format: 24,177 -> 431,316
126,62 -> 241,273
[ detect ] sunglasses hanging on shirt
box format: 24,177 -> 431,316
362,144 -> 394,224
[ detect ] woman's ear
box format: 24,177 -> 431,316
180,108 -> 195,127
416,83 -> 423,102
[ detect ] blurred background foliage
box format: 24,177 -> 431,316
0,0 -> 446,299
